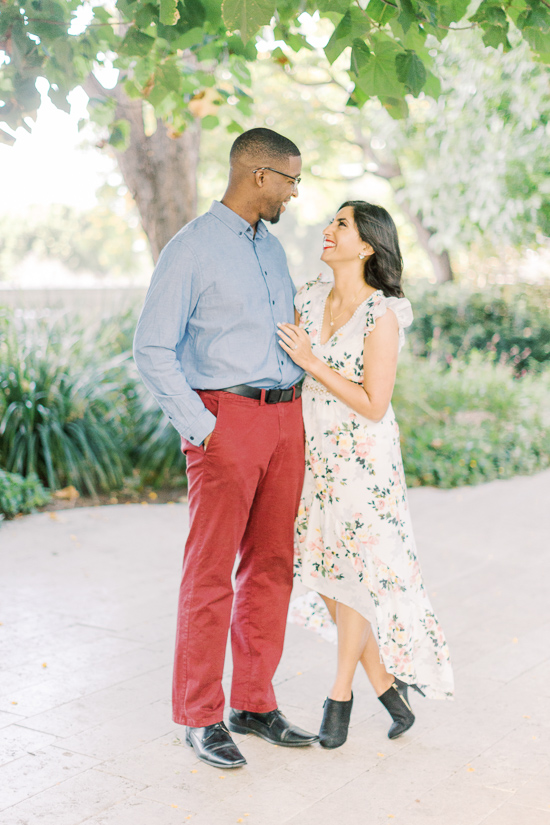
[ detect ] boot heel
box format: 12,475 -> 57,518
378,680 -> 416,739
394,677 -> 425,698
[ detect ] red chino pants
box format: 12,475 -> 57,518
172,390 -> 305,727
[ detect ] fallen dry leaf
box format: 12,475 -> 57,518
53,486 -> 79,501
377,752 -> 385,758
42,663 -> 47,668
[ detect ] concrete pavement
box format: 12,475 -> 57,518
0,471 -> 549,824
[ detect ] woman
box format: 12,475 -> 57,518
277,201 -> 453,749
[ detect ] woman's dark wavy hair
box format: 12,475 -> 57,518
340,201 -> 404,298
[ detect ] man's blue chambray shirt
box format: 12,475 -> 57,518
133,200 -> 304,445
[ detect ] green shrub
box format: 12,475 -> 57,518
0,310 -> 131,496
0,469 -> 50,520
1,285 -> 549,498
394,352 -> 550,487
406,283 -> 550,375
130,393 -> 186,489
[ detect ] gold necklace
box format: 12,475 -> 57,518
329,284 -> 367,327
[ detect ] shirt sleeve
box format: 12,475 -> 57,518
133,238 -> 216,445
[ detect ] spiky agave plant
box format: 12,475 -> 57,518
0,310 -> 131,496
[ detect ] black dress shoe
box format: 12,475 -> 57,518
378,678 -> 425,739
228,708 -> 319,747
185,722 -> 247,768
319,693 -> 353,749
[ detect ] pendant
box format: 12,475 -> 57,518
330,321 -> 334,326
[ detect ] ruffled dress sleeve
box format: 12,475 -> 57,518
294,275 -> 324,317
369,294 -> 414,352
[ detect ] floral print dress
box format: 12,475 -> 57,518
293,276 -> 454,700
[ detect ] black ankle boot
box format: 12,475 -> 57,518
319,693 -> 353,749
378,678 -> 425,739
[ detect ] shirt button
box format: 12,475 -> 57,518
272,300 -> 275,305
190,436 -> 195,441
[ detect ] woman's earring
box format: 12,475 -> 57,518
358,252 -> 366,260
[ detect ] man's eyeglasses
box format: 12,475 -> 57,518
252,167 -> 301,190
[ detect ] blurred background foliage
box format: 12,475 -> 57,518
0,186 -> 152,283
1,283 -> 549,517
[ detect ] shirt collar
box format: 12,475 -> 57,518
209,200 -> 268,241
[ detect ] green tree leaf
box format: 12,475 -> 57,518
350,39 -> 372,76
355,39 -> 405,98
108,119 -> 131,151
325,8 -> 371,64
202,114 -> 220,128
398,0 -> 418,34
120,28 -> 156,57
159,0 -> 180,25
366,0 -> 399,26
380,95 -> 409,119
396,50 -> 427,95
317,0 -> 352,11
222,0 -> 277,41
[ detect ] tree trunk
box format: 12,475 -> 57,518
114,103 -> 201,262
399,201 -> 454,283
84,76 -> 201,263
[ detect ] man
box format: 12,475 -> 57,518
134,128 -> 318,769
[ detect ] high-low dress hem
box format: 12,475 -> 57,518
292,277 -> 454,701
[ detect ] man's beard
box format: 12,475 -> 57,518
268,206 -> 282,224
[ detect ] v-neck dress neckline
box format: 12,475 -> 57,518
319,286 -> 383,347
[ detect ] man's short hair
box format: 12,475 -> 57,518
230,127 -> 300,165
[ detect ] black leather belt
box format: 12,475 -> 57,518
221,383 -> 302,404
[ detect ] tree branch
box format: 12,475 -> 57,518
81,72 -> 116,101
351,124 -> 402,179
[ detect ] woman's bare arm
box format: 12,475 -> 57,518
278,309 -> 399,422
